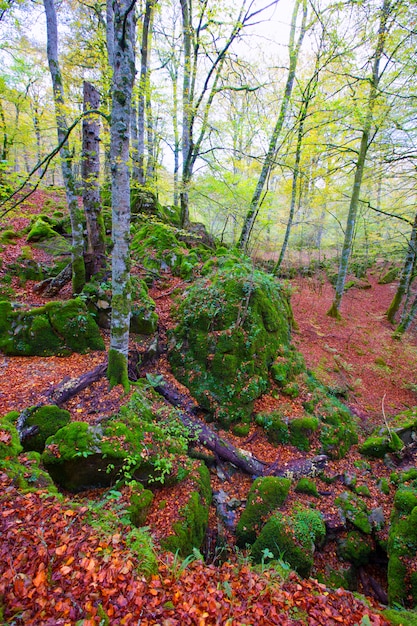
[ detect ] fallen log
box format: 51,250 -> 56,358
154,380 -> 328,479
46,361 -> 108,406
33,262 -> 72,297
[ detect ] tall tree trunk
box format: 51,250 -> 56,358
179,0 -> 192,226
237,0 -> 307,253
136,0 -> 155,187
387,211 -> 417,323
43,0 -> 86,295
106,0 -> 137,391
82,81 -> 106,278
327,0 -> 392,318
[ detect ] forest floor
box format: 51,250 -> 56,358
1,191 -> 417,624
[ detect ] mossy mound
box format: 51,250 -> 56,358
0,412 -> 22,459
20,405 -> 71,453
161,463 -> 212,556
255,412 -> 289,445
251,505 -> 325,577
295,477 -> 319,497
0,298 -> 104,356
236,476 -> 291,547
128,482 -> 154,527
388,479 -> 417,607
131,220 -> 205,280
42,387 -> 193,492
26,216 -> 58,242
169,259 -> 293,425
335,491 -> 384,534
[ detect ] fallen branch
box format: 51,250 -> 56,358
46,361 -> 108,406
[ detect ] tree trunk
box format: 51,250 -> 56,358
82,81 -> 106,278
106,0 -> 137,391
237,0 -> 307,253
327,0 -> 392,318
136,0 -> 155,186
387,211 -> 417,323
43,0 -> 86,295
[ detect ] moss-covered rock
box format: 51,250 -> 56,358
128,482 -> 154,527
388,482 -> 417,607
0,412 -> 22,459
251,505 -> 325,577
26,217 -> 58,242
335,491 -> 381,534
236,476 -> 291,547
169,259 -> 293,425
130,278 -> 158,334
1,451 -> 57,493
289,416 -> 319,451
360,431 -> 403,458
21,405 -> 71,453
161,463 -> 211,556
0,298 -> 104,356
295,477 -> 319,497
255,412 -> 289,445
337,531 -> 373,567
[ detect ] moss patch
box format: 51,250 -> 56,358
21,405 -> 71,453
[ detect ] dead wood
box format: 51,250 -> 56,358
33,262 -> 72,297
154,379 -> 328,478
46,362 -> 108,406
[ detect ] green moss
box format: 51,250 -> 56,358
169,260 -> 293,425
289,416 -> 319,451
251,506 -> 325,577
1,452 -> 57,493
359,431 -> 403,458
0,229 -> 20,243
335,492 -> 373,534
130,277 -> 158,334
337,531 -> 373,567
0,417 -> 22,459
21,405 -> 71,453
107,348 -> 130,391
383,608 -> 417,625
354,484 -> 371,497
26,217 -> 57,242
394,485 -> 417,514
295,478 -> 319,497
236,476 -> 291,547
318,565 -> 356,591
161,462 -> 211,556
378,478 -> 390,495
255,412 -> 289,445
128,483 -> 154,527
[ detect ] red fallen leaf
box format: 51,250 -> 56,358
55,544 -> 67,556
33,566 -> 47,588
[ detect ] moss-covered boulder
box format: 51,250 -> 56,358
20,405 -> 71,453
161,462 -> 212,556
26,216 -> 58,242
255,412 -> 289,445
169,259 -> 293,425
130,278 -> 158,334
0,298 -> 104,356
337,531 -> 373,567
359,431 -> 403,458
251,505 -> 326,577
42,389 -> 193,492
388,479 -> 417,607
335,491 -> 384,534
289,416 -> 319,451
236,476 -> 291,547
0,412 -> 22,459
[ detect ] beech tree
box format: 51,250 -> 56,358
106,0 -> 137,390
43,0 -> 86,294
237,0 -> 308,252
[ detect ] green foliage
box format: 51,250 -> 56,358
250,505 -> 325,577
169,258 -> 292,425
236,476 -> 291,547
21,405 -> 71,453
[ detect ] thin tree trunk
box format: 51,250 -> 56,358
387,211 -> 417,323
180,0 -> 192,226
237,0 -> 307,252
137,0 -> 155,186
82,81 -> 106,277
106,0 -> 137,391
43,0 -> 86,295
327,0 -> 392,318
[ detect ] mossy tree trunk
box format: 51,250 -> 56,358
82,81 -> 106,278
43,0 -> 86,295
106,0 -> 137,391
237,0 -> 307,253
327,0 -> 392,319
